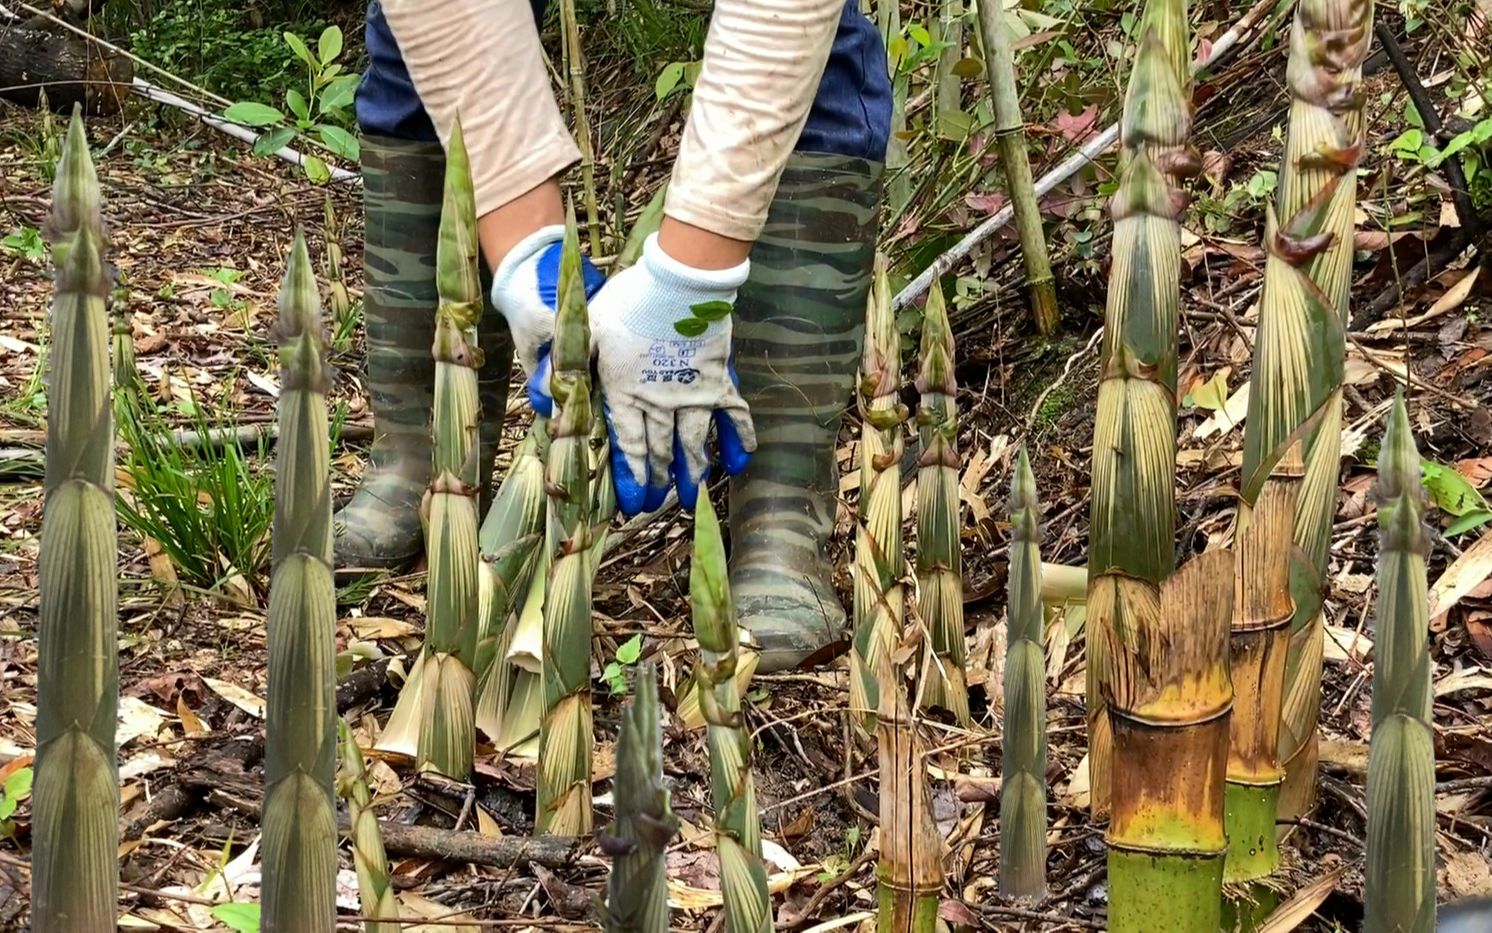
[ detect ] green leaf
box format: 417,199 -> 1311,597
210,902 -> 261,933
252,126 -> 297,156
1183,370 -> 1229,412
4,767 -> 33,801
655,61 -> 685,101
1444,510 -> 1492,537
1420,461 -> 1489,517
303,155 -> 332,185
616,633 -> 643,665
674,318 -> 709,338
689,300 -> 734,322
952,56 -> 984,79
317,125 -> 360,161
318,75 -> 360,114
285,89 -> 310,122
908,23 -> 933,47
283,31 -> 314,67
223,102 -> 285,127
0,798 -> 14,822
318,25 -> 343,65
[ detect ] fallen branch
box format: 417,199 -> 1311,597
892,0 -> 1280,310
0,422 -> 374,481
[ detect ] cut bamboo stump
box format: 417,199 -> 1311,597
0,19 -> 133,114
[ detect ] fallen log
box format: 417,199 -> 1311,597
0,18 -> 132,114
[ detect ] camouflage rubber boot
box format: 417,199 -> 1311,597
334,134 -> 513,571
729,152 -> 882,673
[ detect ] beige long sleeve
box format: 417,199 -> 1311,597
379,0 -> 580,219
382,0 -> 844,243
665,0 -> 846,241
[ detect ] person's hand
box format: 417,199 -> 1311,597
488,225 -> 605,410
590,233 -> 756,516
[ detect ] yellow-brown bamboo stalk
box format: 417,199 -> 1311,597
1268,0 -> 1375,823
849,255 -> 907,722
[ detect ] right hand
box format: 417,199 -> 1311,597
488,225 -> 605,412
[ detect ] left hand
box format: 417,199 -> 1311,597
590,234 -> 756,516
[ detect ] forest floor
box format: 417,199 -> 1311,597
1,4 -> 1491,931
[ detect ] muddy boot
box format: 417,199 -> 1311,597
334,134 -> 512,571
729,152 -> 882,673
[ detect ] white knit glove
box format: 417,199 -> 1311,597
591,234 -> 757,516
489,225 -> 605,411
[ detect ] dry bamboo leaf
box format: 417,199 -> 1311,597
1323,624 -> 1373,663
1317,738 -> 1370,776
1444,851 -> 1492,899
175,694 -> 208,736
1254,863 -> 1344,932
1429,530 -> 1492,620
1434,668 -> 1492,697
202,676 -> 266,718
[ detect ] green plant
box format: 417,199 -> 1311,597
0,767 -> 33,838
209,903 -> 262,933
115,402 -> 275,597
222,26 -> 361,183
3,226 -> 47,262
653,60 -> 701,101
602,634 -> 644,695
672,300 -> 734,337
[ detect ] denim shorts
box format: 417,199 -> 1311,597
354,0 -> 891,162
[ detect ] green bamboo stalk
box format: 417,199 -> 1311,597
1084,0 -> 1193,821
975,0 -> 1059,335
1363,395 -> 1436,933
877,0 -> 912,216
536,208 -> 597,836
932,0 -> 965,129
412,117 -> 485,781
915,277 -> 968,724
850,255 -> 908,723
999,447 -> 1046,902
560,0 -> 602,256
261,230 -> 338,933
600,661 -> 678,933
337,720 -> 401,933
32,108 -> 119,933
1088,1 -> 1236,928
1269,0 -> 1375,824
692,490 -> 772,933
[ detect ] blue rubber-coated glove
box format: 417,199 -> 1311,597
590,233 -> 756,516
488,225 -> 606,413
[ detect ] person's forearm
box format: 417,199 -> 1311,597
381,0 -> 575,266
663,0 -> 845,247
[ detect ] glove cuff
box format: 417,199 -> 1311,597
491,224 -> 567,290
618,234 -> 751,339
